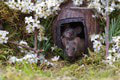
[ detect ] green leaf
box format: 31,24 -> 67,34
109,15 -> 120,41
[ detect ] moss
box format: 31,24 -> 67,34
0,58 -> 120,80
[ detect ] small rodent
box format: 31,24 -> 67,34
74,26 -> 82,35
62,27 -> 76,40
62,37 -> 85,60
62,24 -> 82,40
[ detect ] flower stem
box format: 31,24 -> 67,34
34,28 -> 38,51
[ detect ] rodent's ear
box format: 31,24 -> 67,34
72,41 -> 76,45
64,24 -> 70,28
66,46 -> 69,50
74,27 -> 82,34
61,36 -> 63,39
74,37 -> 79,44
66,41 -> 69,44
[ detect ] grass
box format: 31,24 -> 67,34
109,15 -> 120,41
0,53 -> 120,80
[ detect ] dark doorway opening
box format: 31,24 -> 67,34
61,22 -> 85,40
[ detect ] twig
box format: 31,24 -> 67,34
34,28 -> 38,50
8,41 -> 43,53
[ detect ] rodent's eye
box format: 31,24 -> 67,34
73,48 -> 75,51
66,41 -> 69,44
66,48 -> 69,50
73,42 -> 76,45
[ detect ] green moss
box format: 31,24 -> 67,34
0,57 -> 120,80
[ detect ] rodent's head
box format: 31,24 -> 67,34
64,28 -> 76,39
65,40 -> 77,60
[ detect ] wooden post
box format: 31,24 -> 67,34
105,0 -> 109,58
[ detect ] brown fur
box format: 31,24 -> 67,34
62,27 -> 76,40
62,37 -> 85,59
74,26 -> 82,35
62,25 -> 82,40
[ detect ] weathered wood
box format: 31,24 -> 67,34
52,0 -> 100,50
70,7 -> 93,10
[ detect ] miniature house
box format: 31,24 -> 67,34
52,0 -> 100,50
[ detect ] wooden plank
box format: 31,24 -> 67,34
70,7 -> 93,10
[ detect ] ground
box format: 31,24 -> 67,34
0,56 -> 120,80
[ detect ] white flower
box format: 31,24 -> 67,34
105,54 -> 113,65
112,47 -> 116,53
107,54 -> 112,60
105,6 -> 115,13
46,61 -> 54,66
9,56 -> 17,63
87,0 -> 120,19
92,15 -> 97,18
117,53 -> 120,59
93,40 -> 102,52
25,16 -> 43,33
46,0 -> 57,8
73,0 -> 83,6
32,20 -> 40,29
5,0 -> 65,39
51,45 -> 58,51
9,53 -> 55,65
112,36 -> 120,42
90,34 -> 100,41
25,16 -> 34,24
19,40 -> 28,46
106,36 -> 120,63
26,24 -> 35,33
16,58 -> 23,62
22,53 -> 37,60
5,0 -> 34,13
9,53 -> 38,64
18,40 -> 30,53
112,57 -> 116,62
51,56 -> 60,62
28,58 -> 38,64
90,34 -> 105,52
44,59 -> 48,63
34,0 -> 63,18
37,0 -> 42,3
9,51 -> 46,64
0,30 -> 9,44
